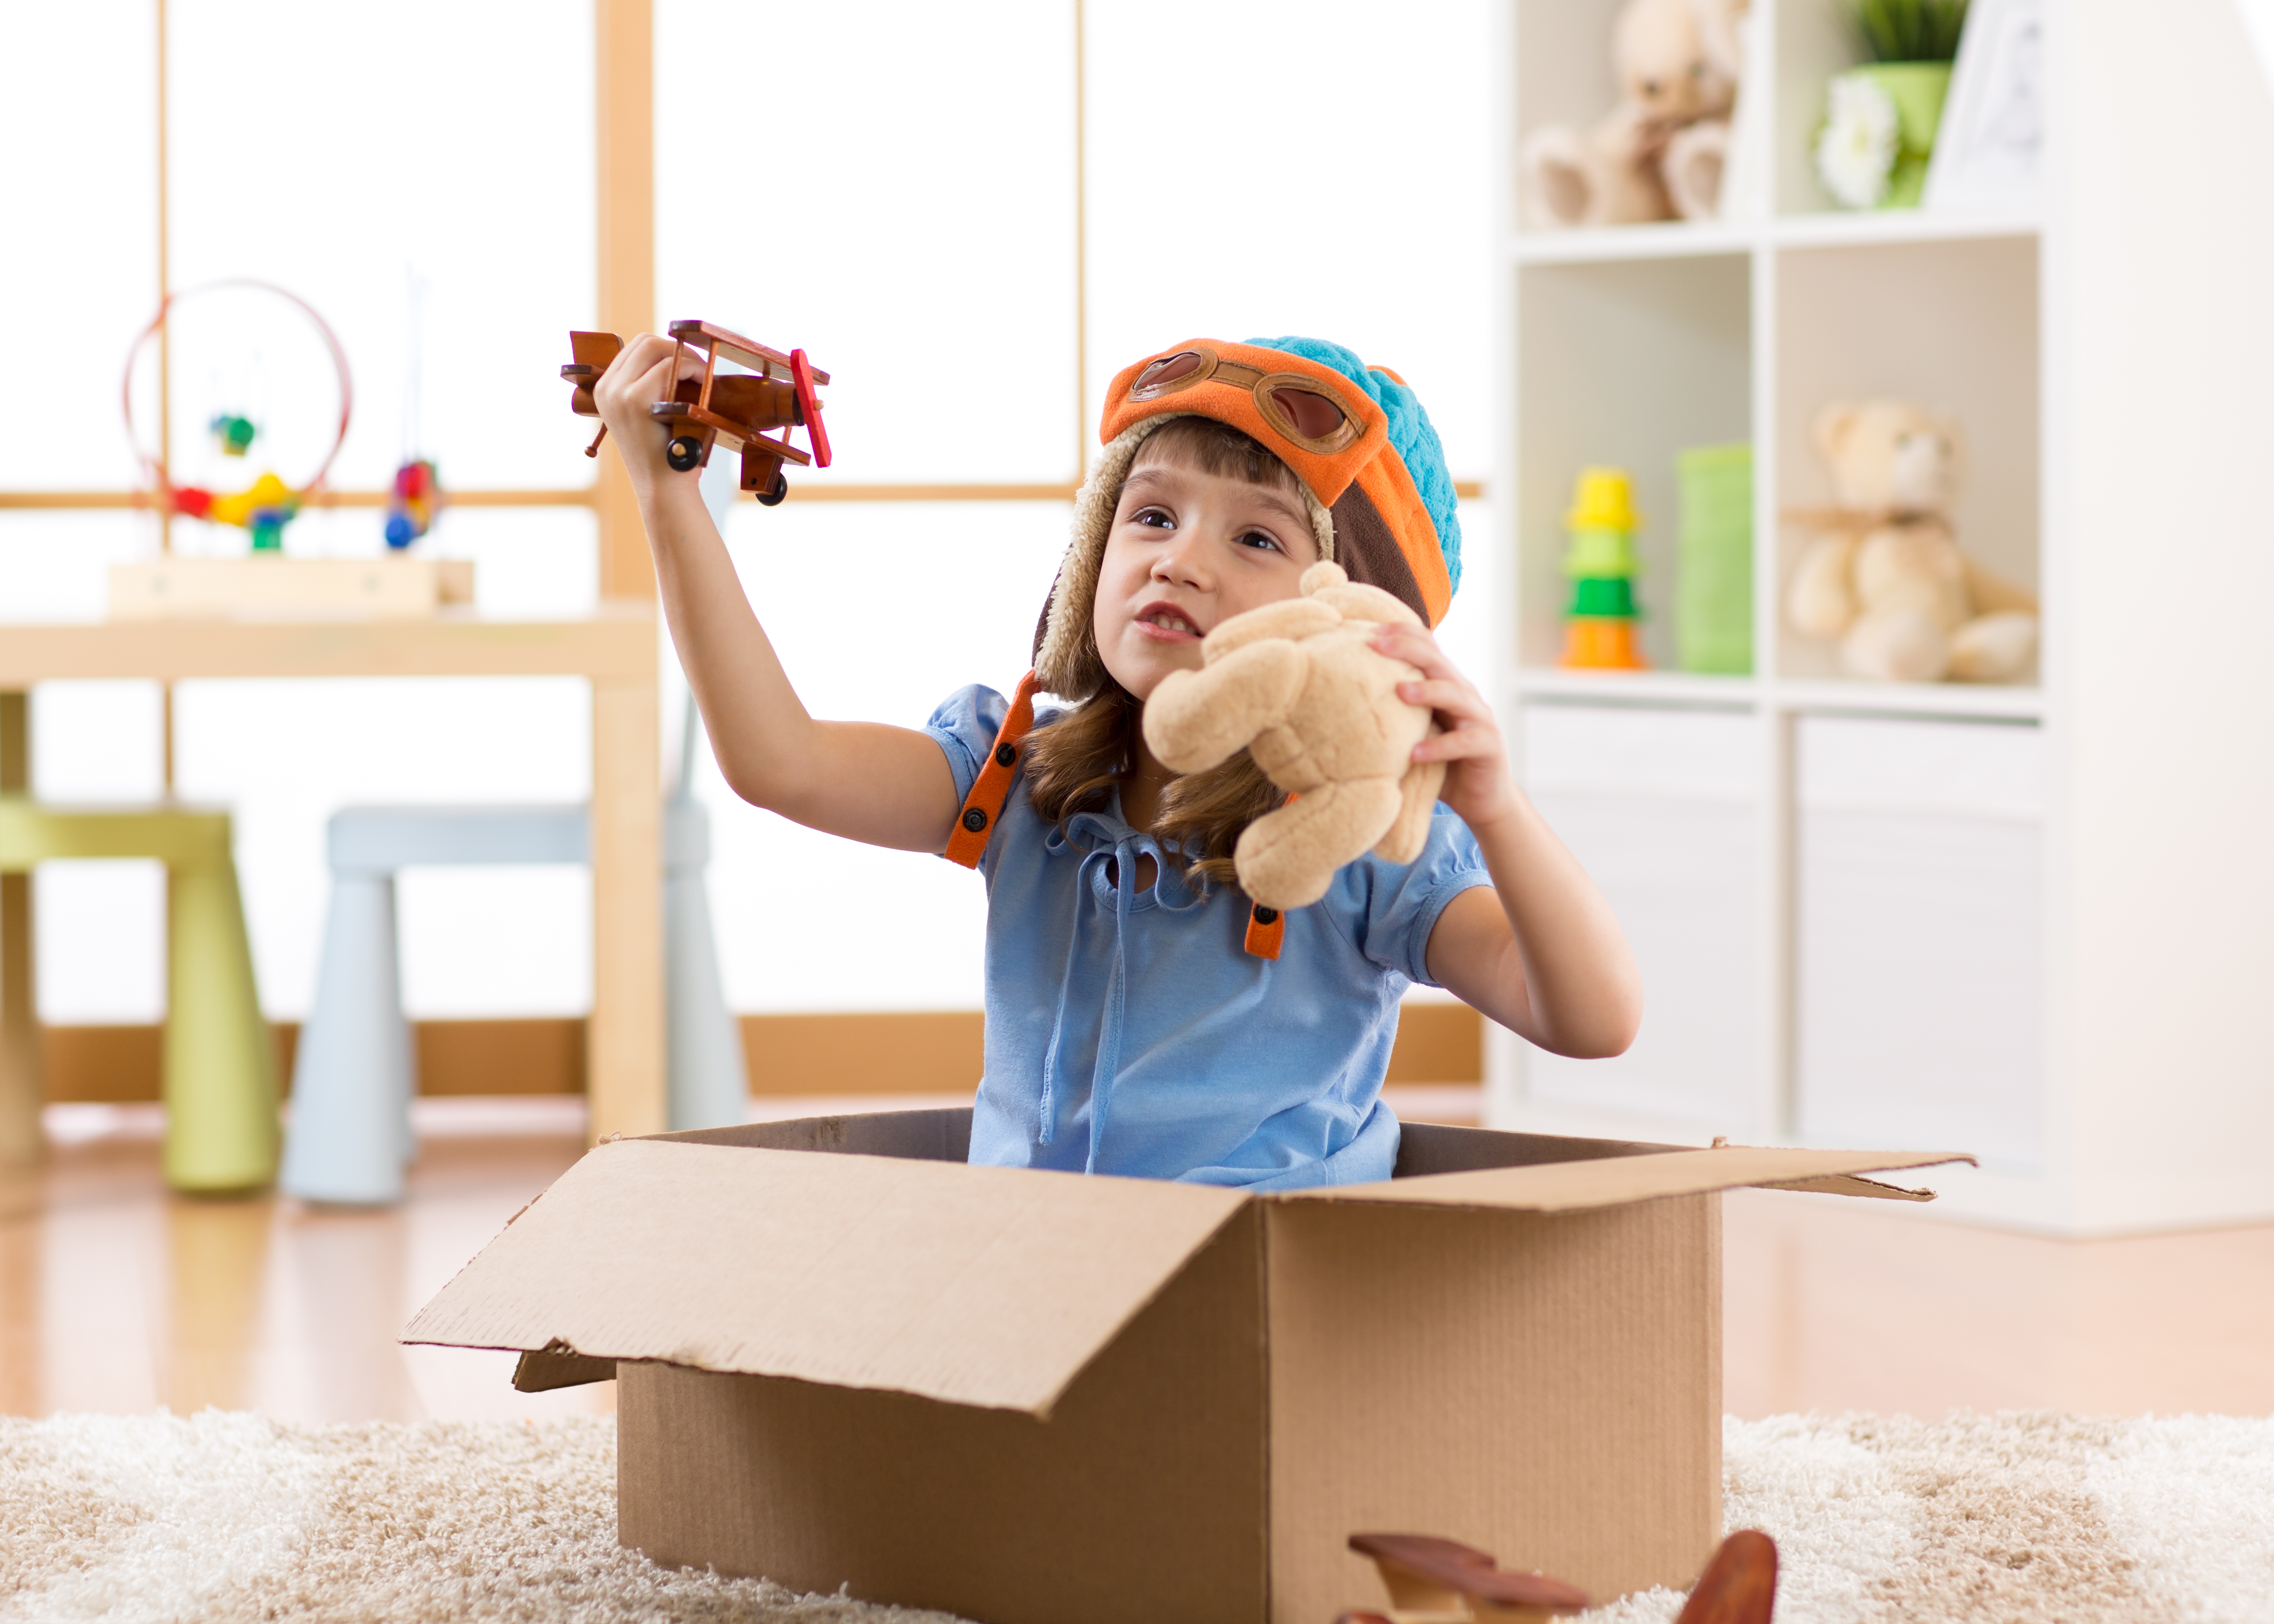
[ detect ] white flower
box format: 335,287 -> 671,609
1816,72 -> 1899,209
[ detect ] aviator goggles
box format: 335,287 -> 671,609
1126,347 -> 1366,457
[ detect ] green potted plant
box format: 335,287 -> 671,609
1815,0 -> 1970,209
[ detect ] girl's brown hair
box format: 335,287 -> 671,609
1023,417 -> 1303,888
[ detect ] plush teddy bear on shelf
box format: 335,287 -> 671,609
1785,399 -> 2040,684
1142,561 -> 1444,912
1520,0 -> 1749,228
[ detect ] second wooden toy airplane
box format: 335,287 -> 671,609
563,320 -> 831,505
1335,1528 -> 1777,1624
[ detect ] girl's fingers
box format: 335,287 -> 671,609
1400,684 -> 1498,741
1371,626 -> 1449,674
1368,627 -> 1517,768
1399,677 -> 1485,716
1415,725 -> 1503,761
606,334 -> 664,377
601,335 -> 680,395
604,348 -> 682,414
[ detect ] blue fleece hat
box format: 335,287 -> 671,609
1248,335 -> 1462,596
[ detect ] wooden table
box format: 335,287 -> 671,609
0,606 -> 662,1161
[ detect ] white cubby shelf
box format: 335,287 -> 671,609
1512,669 -> 2049,723
1486,0 -> 2274,1235
1509,210 -> 2043,267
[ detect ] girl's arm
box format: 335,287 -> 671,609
1367,625 -> 1642,1060
592,334 -> 960,853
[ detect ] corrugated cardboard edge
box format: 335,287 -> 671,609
1764,1172 -> 1942,1202
1272,1146 -> 1977,1214
513,1345 -> 616,1391
398,1197 -> 541,1356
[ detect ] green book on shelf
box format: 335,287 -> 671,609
1675,444 -> 1753,675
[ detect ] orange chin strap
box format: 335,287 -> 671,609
945,671 -> 1041,868
945,670 -> 1284,961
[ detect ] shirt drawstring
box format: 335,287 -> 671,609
1038,810 -> 1165,1167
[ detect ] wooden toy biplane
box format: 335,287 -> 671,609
1335,1534 -> 1589,1623
1334,1529 -> 1776,1624
563,320 -> 831,506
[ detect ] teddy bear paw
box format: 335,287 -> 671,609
1946,612 -> 2038,683
1234,779 -> 1406,911
1841,607 -> 1949,684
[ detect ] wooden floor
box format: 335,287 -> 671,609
0,1102 -> 611,1424
4,1096 -> 2271,1423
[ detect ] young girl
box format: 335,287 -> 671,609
593,335 -> 1640,1189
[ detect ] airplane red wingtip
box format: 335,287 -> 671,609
790,348 -> 832,468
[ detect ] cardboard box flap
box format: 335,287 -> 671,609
1281,1145 -> 1974,1213
655,1105 -> 972,1162
403,1140 -> 1248,1416
1765,1171 -> 1942,1202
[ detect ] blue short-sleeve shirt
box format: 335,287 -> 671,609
926,683 -> 1493,1191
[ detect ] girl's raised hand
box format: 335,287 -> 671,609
1369,625 -> 1521,834
590,334 -> 706,490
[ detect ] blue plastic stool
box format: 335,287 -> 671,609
279,788 -> 747,1203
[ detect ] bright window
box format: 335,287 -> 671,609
0,8 -> 159,492
166,0 -> 595,493
656,0 -> 1078,485
7,3 -> 1495,1024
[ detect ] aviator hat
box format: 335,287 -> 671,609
1030,336 -> 1462,701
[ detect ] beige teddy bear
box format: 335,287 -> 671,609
1142,561 -> 1445,912
1521,0 -> 1748,228
1785,399 -> 2039,684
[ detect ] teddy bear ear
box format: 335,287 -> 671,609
1813,403 -> 1861,462
1299,561 -> 1349,597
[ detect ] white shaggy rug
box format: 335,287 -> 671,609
3,1411 -> 2271,1623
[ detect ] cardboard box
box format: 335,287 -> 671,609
406,1110 -> 1965,1624
109,556 -> 474,619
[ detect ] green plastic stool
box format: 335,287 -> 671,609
0,797 -> 278,1192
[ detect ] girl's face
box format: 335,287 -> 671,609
1091,453 -> 1319,701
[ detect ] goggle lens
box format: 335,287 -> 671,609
1134,351 -> 1206,393
1266,384 -> 1347,442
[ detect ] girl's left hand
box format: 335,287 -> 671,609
1369,625 -> 1521,833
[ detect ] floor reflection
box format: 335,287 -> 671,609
282,1203 -> 425,1422
0,1169 -> 39,1414
162,1191 -> 272,1413
1723,1186 -> 2274,1418
3,1101 -> 613,1422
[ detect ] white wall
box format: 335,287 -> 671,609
2065,0 -> 2274,1229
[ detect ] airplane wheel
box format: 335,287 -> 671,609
756,471 -> 789,507
665,435 -> 703,473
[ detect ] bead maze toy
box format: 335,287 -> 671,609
209,411 -> 257,456
384,458 -> 441,549
1558,466 -> 1648,671
113,281 -> 476,617
123,279 -> 352,554
563,321 -> 831,506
